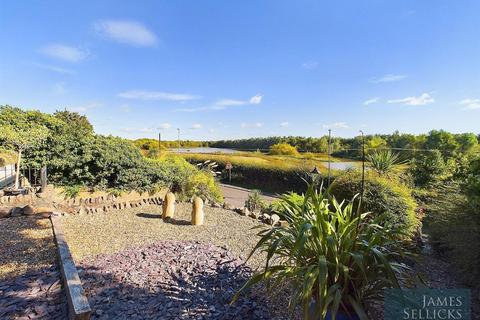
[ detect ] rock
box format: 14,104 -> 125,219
10,207 -> 23,217
248,211 -> 259,219
241,207 -> 250,216
210,202 -> 221,208
261,213 -> 271,224
162,192 -> 176,220
22,205 -> 35,216
270,214 -> 280,226
0,207 -> 10,218
222,202 -> 232,210
191,197 -> 204,226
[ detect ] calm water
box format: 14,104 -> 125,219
170,147 -> 237,154
328,162 -> 357,170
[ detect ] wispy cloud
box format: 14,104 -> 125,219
190,123 -> 202,129
39,44 -> 89,62
363,97 -> 380,106
33,62 -> 74,74
322,122 -> 348,129
240,122 -> 263,129
158,123 -> 172,129
93,20 -> 158,47
370,74 -> 407,83
279,121 -> 289,127
388,93 -> 434,106
175,94 -> 263,112
118,90 -> 200,101
122,127 -> 155,133
460,98 -> 480,110
69,102 -> 102,113
301,61 -> 318,70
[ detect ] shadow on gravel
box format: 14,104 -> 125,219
136,212 -> 162,219
77,241 -> 284,320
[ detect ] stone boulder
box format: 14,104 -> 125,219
10,207 -> 23,217
270,214 -> 280,226
22,205 -> 35,216
0,207 -> 10,218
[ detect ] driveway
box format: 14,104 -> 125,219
220,184 -> 278,208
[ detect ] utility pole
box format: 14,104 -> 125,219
177,128 -> 180,149
327,129 -> 332,186
158,132 -> 161,153
359,130 -> 366,211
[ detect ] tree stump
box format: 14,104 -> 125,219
191,197 -> 204,225
162,192 -> 176,220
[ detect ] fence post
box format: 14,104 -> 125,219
40,166 -> 48,190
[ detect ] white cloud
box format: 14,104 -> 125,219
322,122 -> 349,129
249,94 -> 263,104
279,121 -> 289,127
118,90 -> 200,101
175,94 -> 263,112
158,123 -> 172,129
363,97 -> 380,106
301,61 -> 318,70
93,20 -> 158,47
216,99 -> 246,107
40,44 -> 89,62
370,74 -> 407,83
122,127 -> 155,133
460,98 -> 480,110
33,62 -> 74,74
191,123 -> 202,129
119,104 -> 132,113
240,122 -> 263,129
69,102 -> 102,113
387,93 -> 434,106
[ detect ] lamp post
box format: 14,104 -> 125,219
327,129 -> 332,186
177,128 -> 180,149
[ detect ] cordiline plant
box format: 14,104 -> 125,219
367,150 -> 404,175
233,184 -> 410,320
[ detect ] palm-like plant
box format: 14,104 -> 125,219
233,184 -> 410,320
367,150 -> 403,175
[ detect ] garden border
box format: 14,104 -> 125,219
50,213 -> 91,320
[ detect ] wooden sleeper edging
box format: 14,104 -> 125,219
50,213 -> 91,320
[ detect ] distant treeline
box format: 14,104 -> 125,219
210,130 -> 480,158
133,138 -> 208,151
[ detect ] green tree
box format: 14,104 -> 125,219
0,123 -> 49,189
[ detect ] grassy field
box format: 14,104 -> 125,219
176,151 -> 354,173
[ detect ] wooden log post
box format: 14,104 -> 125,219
162,192 -> 175,220
191,197 -> 204,225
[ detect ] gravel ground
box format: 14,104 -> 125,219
0,266 -> 67,319
62,203 -> 268,268
0,217 -> 57,281
78,240 -> 291,320
0,217 -> 67,319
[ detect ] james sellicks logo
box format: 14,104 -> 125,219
384,289 -> 470,320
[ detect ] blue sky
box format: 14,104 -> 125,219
1,1 -> 479,140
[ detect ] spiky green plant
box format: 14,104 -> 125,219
367,150 -> 403,175
233,184 -> 410,319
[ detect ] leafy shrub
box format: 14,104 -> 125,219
330,170 -> 419,239
244,190 -> 266,212
234,184 -> 410,319
409,150 -> 448,187
269,143 -> 299,156
61,185 -> 83,199
184,170 -> 223,203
